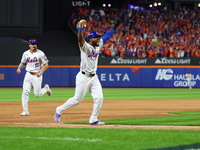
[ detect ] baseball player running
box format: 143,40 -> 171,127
185,71 -> 192,89
54,18 -> 120,125
16,39 -> 52,116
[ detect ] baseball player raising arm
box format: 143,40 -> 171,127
16,39 -> 52,116
54,18 -> 120,125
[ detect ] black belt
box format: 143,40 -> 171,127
82,71 -> 95,77
29,72 -> 37,75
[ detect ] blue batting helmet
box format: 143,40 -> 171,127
28,39 -> 38,44
87,31 -> 101,40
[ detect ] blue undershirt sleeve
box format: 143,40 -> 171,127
102,28 -> 115,44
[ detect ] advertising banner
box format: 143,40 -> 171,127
98,57 -> 200,66
1,66 -> 200,88
97,67 -> 200,88
2,55 -> 200,66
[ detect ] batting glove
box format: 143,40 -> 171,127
113,18 -> 121,30
78,19 -> 87,28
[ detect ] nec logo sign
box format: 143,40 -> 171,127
155,69 -> 173,80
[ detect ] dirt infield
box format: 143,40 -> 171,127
1,99 -> 200,130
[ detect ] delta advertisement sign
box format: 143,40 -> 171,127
1,66 -> 200,87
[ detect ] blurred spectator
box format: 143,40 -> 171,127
147,48 -> 156,57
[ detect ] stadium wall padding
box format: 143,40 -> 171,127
1,66 -> 200,88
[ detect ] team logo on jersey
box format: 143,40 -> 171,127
26,57 -> 38,63
88,50 -> 99,58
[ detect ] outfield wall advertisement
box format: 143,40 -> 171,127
1,66 -> 200,88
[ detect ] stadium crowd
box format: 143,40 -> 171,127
70,5 -> 200,57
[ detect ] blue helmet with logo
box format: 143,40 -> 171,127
28,39 -> 38,44
87,31 -> 101,40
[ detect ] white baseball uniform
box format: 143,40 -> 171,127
56,39 -> 104,123
20,49 -> 49,112
185,73 -> 192,89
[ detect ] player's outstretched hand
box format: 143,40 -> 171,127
36,72 -> 43,77
113,17 -> 121,30
79,19 -> 87,28
16,69 -> 21,74
115,17 -> 121,27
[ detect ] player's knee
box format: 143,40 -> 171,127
95,95 -> 103,101
73,99 -> 81,105
35,94 -> 42,97
99,96 -> 103,101
34,92 -> 42,97
99,94 -> 103,99
75,101 -> 81,105
22,90 -> 30,96
72,96 -> 82,105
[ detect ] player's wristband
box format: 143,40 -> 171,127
78,28 -> 83,33
38,72 -> 43,76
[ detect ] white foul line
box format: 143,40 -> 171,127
0,136 -> 101,142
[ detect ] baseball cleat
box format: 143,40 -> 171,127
89,120 -> 105,125
20,111 -> 30,116
54,112 -> 61,122
44,84 -> 52,96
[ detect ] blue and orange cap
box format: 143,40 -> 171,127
87,31 -> 101,40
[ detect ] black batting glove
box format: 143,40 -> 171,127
113,18 -> 121,30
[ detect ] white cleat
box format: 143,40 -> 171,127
44,84 -> 52,96
20,111 -> 30,116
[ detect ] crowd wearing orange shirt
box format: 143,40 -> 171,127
70,5 -> 200,57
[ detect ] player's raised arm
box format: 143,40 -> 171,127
102,18 -> 121,44
77,19 -> 87,47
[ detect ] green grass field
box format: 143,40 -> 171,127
1,88 -> 200,102
1,88 -> 200,150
